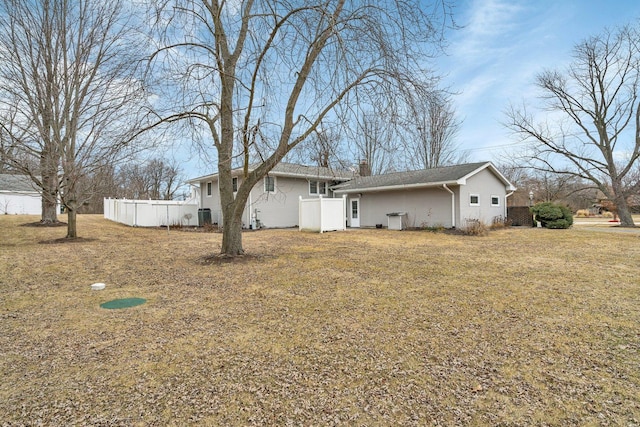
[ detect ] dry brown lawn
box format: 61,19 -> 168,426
1,215 -> 639,426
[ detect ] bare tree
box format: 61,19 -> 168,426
291,124 -> 346,169
406,91 -> 461,169
150,0 -> 453,256
349,111 -> 398,175
506,25 -> 640,226
117,158 -> 182,200
0,0 -> 150,236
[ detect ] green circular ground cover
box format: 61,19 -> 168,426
100,298 -> 146,309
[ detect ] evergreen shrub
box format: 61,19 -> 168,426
530,202 -> 573,229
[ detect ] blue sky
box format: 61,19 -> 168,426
441,0 -> 640,162
173,1 -> 640,180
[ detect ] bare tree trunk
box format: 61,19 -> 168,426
41,194 -> 58,223
66,209 -> 77,238
40,153 -> 59,223
612,180 -> 635,226
220,206 -> 244,256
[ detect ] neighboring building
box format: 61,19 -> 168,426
0,174 -> 43,215
187,161 -> 516,229
187,163 -> 354,228
332,162 -> 515,229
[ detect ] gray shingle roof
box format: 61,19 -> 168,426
0,174 -> 38,192
188,162 -> 354,183
266,162 -> 353,180
332,162 -> 497,192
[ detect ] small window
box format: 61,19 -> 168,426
264,176 -> 275,193
469,194 -> 479,206
491,195 -> 500,206
232,177 -> 238,192
319,181 -> 327,195
206,182 -> 212,197
309,180 -> 327,195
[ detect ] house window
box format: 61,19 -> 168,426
232,177 -> 238,192
491,195 -> 500,206
206,182 -> 212,197
469,194 -> 479,206
264,176 -> 275,193
309,180 -> 327,195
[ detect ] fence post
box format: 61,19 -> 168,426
319,195 -> 323,234
342,195 -> 347,230
298,196 -> 302,231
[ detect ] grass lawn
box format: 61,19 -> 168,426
1,215 -> 639,425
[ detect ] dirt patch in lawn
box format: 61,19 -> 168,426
1,214 -> 640,425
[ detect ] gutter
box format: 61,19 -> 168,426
333,180 -> 461,194
442,184 -> 455,228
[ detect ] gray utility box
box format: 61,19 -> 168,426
198,208 -> 212,226
386,212 -> 407,230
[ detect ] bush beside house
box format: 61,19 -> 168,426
531,202 -> 573,229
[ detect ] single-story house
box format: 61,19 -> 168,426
187,161 -> 515,229
0,174 -> 44,215
186,163 -> 354,228
332,162 -> 516,229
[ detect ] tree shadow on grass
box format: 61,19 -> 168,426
195,253 -> 267,265
39,237 -> 97,244
21,221 -> 67,228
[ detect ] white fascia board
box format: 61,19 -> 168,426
333,180 -> 460,194
186,174 -> 218,184
188,167 -> 352,184
458,162 -> 516,190
270,171 -> 353,181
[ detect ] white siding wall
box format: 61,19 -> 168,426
250,176 -> 313,228
196,175 -> 328,228
0,192 -> 41,215
457,168 -> 507,226
199,180 -> 222,224
355,187 -> 455,228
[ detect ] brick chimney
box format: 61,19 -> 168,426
359,159 -> 371,177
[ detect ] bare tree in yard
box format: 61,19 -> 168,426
117,158 -> 182,200
506,25 -> 640,227
0,0 -> 150,237
350,111 -> 398,175
150,0 -> 453,256
295,124 -> 345,169
406,91 -> 461,169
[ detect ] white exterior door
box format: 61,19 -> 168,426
350,198 -> 360,227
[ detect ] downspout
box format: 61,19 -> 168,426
505,191 -> 514,220
442,184 -> 455,228
247,188 -> 252,229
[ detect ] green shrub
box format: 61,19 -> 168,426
530,202 -> 573,229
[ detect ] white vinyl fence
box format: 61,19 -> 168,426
104,198 -> 199,227
298,195 -> 346,233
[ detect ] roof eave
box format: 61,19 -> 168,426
333,180 -> 460,194
188,169 -> 353,183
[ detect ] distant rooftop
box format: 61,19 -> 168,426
0,174 -> 39,193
